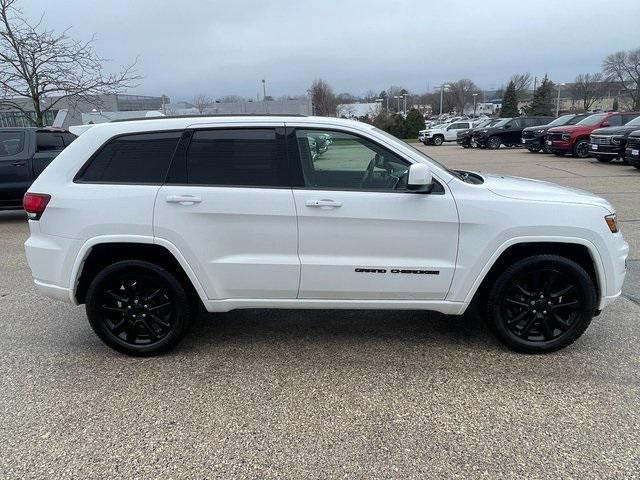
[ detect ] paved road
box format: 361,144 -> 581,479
1,146 -> 639,479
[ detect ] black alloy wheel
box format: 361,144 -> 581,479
486,136 -> 501,149
86,260 -> 194,356
487,255 -> 596,353
573,139 -> 591,158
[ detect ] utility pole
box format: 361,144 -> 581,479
438,84 -> 449,115
261,79 -> 266,101
556,82 -> 565,116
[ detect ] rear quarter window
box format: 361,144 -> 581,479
76,131 -> 182,184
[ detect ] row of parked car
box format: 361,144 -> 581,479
418,112 -> 640,168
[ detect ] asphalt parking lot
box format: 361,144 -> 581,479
1,145 -> 639,479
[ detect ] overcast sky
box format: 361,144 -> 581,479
21,0 -> 640,101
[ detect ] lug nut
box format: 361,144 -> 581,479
543,310 -> 547,314
531,301 -> 535,305
533,310 -> 537,313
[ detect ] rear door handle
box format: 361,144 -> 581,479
166,194 -> 202,205
11,161 -> 26,167
305,199 -> 342,208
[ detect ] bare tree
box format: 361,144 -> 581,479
569,73 -> 606,111
447,79 -> 479,114
602,47 -> 640,110
308,78 -> 336,116
510,73 -> 532,101
192,94 -> 213,114
0,0 -> 141,126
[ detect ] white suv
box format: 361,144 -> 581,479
24,116 -> 628,356
419,120 -> 475,146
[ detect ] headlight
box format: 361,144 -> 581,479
605,214 -> 618,233
561,133 -> 571,141
535,129 -> 545,134
611,136 -> 623,145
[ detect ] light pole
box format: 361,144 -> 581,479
394,95 -> 401,112
472,93 -> 478,117
556,82 -> 565,116
437,84 -> 450,116
261,79 -> 266,101
402,93 -> 408,116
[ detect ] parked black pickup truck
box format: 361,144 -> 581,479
624,130 -> 640,169
521,113 -> 590,153
0,128 -> 76,210
473,116 -> 554,149
590,114 -> 640,163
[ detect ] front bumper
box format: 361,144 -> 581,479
600,234 -> 629,310
590,143 -> 623,157
547,138 -> 572,153
522,136 -> 544,148
625,146 -> 640,166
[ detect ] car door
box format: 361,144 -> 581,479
0,130 -> 31,206
154,125 -> 300,300
289,125 -> 459,300
445,122 -> 470,141
502,118 -> 522,145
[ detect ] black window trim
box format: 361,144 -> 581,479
164,126 -> 291,190
286,126 -> 445,195
73,129 -> 185,185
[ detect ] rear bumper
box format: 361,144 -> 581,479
24,222 -> 81,305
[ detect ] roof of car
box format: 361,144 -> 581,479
83,115 -> 377,135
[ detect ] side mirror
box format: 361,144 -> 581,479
601,121 -> 610,127
407,163 -> 434,193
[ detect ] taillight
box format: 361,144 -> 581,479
23,193 -> 51,220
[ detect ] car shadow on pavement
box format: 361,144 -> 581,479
177,307 -> 498,354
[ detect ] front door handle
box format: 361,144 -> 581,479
11,161 -> 26,167
166,194 -> 202,205
305,199 -> 342,208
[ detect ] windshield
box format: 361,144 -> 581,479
490,118 -> 511,128
546,114 -> 575,127
568,114 -> 590,125
577,113 -> 607,126
626,116 -> 640,127
372,127 -> 456,176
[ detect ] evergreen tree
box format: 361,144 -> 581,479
404,108 -> 425,138
529,75 -> 555,116
500,80 -> 519,117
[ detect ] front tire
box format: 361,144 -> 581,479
486,255 -> 596,353
432,135 -> 444,146
86,260 -> 194,356
573,139 -> 590,158
486,136 -> 501,149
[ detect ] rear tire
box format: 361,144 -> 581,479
486,136 -> 501,149
86,260 -> 194,356
486,255 -> 596,353
432,135 -> 444,146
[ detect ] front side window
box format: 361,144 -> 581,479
295,129 -> 410,191
0,131 -> 25,157
78,132 -> 181,183
607,115 -> 623,127
186,129 -> 286,187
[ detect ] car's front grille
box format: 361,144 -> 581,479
590,135 -> 612,145
547,132 -> 564,141
627,137 -> 640,149
522,130 -> 536,139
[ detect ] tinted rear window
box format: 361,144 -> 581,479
78,132 -> 181,183
186,129 -> 286,187
36,132 -> 65,151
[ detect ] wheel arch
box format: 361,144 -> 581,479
464,239 -> 605,310
71,237 -> 207,307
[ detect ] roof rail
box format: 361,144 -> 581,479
110,113 -> 307,123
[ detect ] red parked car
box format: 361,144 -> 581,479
546,112 -> 640,158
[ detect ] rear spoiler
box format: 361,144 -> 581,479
68,124 -> 95,136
